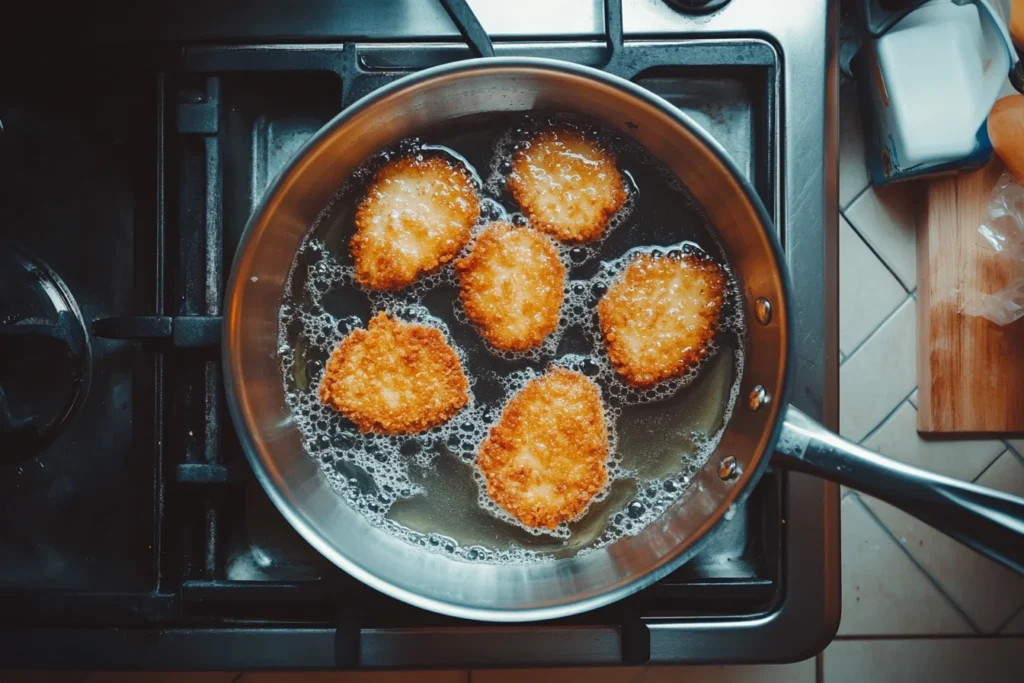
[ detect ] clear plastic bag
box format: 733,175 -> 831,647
965,172 -> 1024,325
963,276 -> 1024,325
976,172 -> 1024,256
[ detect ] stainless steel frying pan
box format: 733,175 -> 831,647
223,57 -> 1024,622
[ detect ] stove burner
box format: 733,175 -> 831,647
0,245 -> 90,463
664,0 -> 732,13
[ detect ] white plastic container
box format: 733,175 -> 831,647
854,0 -> 1017,184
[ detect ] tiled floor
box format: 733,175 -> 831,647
829,78 -> 1024,679
12,70 -> 1024,683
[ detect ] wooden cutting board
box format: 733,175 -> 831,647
917,158 -> 1024,434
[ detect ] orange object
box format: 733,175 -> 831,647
988,95 -> 1024,184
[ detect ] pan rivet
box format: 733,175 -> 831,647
748,385 -> 770,411
754,297 -> 772,325
718,456 -> 738,480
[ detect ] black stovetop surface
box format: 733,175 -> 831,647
0,0 -> 837,669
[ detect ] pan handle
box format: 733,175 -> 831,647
775,405 -> 1024,575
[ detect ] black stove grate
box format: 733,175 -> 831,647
0,0 -> 792,668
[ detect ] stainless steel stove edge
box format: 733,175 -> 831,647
0,0 -> 840,667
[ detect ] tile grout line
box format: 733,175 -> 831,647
853,492 -> 986,635
840,206 -> 915,294
842,183 -> 873,214
972,444 -> 1024,629
994,604 -> 1024,634
839,292 -> 914,369
857,391 -> 916,446
1002,442 -> 1024,465
971,448 -> 1012,484
839,291 -> 908,365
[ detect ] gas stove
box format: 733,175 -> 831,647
0,0 -> 839,669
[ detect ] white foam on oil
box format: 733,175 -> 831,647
278,123 -> 748,565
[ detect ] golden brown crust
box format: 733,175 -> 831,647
351,155 -> 480,290
597,251 -> 726,388
454,222 -> 566,351
318,312 -> 470,434
477,368 -> 609,529
507,128 -> 627,244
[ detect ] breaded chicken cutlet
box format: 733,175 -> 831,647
477,368 -> 608,529
455,222 -> 566,352
507,128 -> 627,244
319,312 -> 469,434
598,251 -> 726,388
351,155 -> 480,290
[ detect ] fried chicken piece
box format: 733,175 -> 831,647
351,155 -> 480,290
455,222 -> 566,352
507,127 -> 627,244
477,368 -> 609,529
597,250 -> 726,388
319,312 -> 469,434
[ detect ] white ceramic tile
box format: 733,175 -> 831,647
976,450 -> 1024,490
908,388 -> 918,408
1003,607 -> 1024,634
861,451 -> 1024,633
839,82 -> 870,210
473,660 -> 815,683
839,297 -> 917,442
1004,438 -> 1024,457
845,183 -> 917,290
822,638 -> 1024,683
863,402 -> 1005,482
839,214 -> 906,355
838,495 -> 971,636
